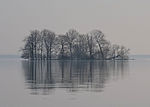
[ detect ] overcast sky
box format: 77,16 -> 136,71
0,0 -> 150,55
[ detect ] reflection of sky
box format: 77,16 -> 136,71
22,60 -> 129,95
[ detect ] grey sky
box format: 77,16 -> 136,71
0,0 -> 150,55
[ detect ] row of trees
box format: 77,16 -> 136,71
21,29 -> 129,60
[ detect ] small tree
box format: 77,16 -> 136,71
118,46 -> 130,59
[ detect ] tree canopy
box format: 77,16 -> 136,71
21,29 -> 129,60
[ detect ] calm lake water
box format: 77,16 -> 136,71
0,56 -> 150,107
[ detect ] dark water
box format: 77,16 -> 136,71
0,57 -> 150,107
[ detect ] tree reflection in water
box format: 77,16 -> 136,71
22,60 -> 129,95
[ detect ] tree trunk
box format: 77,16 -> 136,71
47,49 -> 49,60
49,47 -> 52,60
61,44 -> 64,59
70,44 -> 72,59
98,44 -> 104,60
41,48 -> 43,60
89,49 -> 92,59
31,43 -> 34,60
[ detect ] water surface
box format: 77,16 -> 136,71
0,57 -> 150,107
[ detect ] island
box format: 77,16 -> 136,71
21,29 -> 129,60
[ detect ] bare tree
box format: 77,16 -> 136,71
21,29 -> 130,60
30,30 -> 40,59
21,39 -> 31,59
110,44 -> 120,60
73,34 -> 88,59
118,46 -> 130,59
65,29 -> 79,59
102,41 -> 111,59
109,44 -> 129,60
42,29 -> 56,60
90,30 -> 106,59
86,34 -> 95,59
57,35 -> 68,59
22,30 -> 40,59
37,33 -> 44,59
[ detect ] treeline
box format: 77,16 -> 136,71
21,29 -> 129,60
